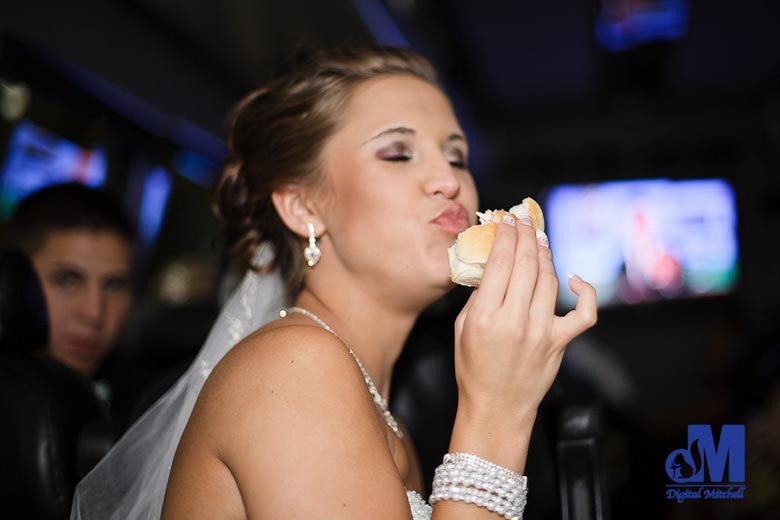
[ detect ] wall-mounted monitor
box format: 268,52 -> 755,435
544,178 -> 738,308
595,0 -> 689,52
0,119 -> 107,216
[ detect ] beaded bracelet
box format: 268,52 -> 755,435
429,452 -> 528,520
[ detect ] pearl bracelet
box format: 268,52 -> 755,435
429,452 -> 528,520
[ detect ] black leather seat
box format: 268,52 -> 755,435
557,405 -> 610,520
0,249 -> 117,519
0,247 -> 48,354
0,355 -> 112,519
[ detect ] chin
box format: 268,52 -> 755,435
423,264 -> 457,295
391,248 -> 453,304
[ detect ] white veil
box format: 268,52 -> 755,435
71,244 -> 285,519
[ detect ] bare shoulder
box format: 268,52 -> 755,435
196,323 -> 373,441
212,322 -> 356,387
190,323 -> 412,518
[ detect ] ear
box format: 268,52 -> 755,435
271,185 -> 325,239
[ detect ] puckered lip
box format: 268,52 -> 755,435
431,203 -> 470,235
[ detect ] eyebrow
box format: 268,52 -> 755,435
52,262 -> 131,279
364,126 -> 467,146
52,263 -> 85,275
51,266 -> 84,277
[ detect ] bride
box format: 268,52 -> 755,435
71,44 -> 597,519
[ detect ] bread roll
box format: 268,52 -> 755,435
448,198 -> 545,287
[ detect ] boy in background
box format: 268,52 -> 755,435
5,182 -> 134,378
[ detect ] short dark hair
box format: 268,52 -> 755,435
6,182 -> 135,254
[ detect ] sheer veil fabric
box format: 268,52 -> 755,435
70,244 -> 285,519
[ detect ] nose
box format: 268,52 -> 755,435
78,283 -> 105,328
424,153 -> 461,199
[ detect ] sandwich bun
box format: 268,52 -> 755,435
448,197 -> 545,287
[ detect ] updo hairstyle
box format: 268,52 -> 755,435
213,44 -> 438,300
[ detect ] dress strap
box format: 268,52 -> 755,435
280,306 -> 403,440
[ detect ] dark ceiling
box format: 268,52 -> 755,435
4,0 -> 780,201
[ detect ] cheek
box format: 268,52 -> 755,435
105,295 -> 131,330
40,285 -> 71,333
329,170 -> 390,238
460,174 -> 479,213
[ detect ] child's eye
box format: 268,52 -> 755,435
104,277 -> 131,294
53,271 -> 80,289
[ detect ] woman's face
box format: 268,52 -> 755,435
316,74 -> 478,305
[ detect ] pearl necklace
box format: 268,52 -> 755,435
280,306 -> 403,440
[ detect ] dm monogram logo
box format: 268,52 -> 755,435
665,424 -> 746,503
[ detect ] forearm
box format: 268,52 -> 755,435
430,405 -> 536,520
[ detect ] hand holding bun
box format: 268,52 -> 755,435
448,197 -> 545,287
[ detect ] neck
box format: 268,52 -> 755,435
293,280 -> 419,401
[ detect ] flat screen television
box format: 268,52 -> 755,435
0,119 -> 107,216
543,178 -> 738,309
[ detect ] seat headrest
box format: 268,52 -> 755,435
0,248 -> 49,353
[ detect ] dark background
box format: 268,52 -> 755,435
2,1 -> 779,519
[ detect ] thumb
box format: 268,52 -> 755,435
551,273 -> 598,347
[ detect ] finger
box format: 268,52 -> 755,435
527,230 -> 558,327
550,274 -> 598,348
455,289 -> 475,339
471,215 -> 518,312
502,216 -> 540,319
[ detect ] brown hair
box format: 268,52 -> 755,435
7,182 -> 135,255
213,44 -> 438,300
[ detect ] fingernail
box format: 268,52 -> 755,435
566,272 -> 581,281
502,214 -> 516,226
536,229 -> 549,247
517,216 -> 533,227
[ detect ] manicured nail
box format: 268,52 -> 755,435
536,229 -> 549,247
566,272 -> 581,281
502,214 -> 516,226
517,216 -> 533,227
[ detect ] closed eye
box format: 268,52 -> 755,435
383,155 -> 411,162
377,141 -> 413,163
446,148 -> 468,169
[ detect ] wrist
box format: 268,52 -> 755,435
430,452 -> 529,519
448,405 -> 537,474
456,397 -> 538,435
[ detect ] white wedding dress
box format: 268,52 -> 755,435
71,246 -> 435,519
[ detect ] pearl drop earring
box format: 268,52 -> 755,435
303,222 -> 321,267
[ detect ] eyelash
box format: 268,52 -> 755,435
54,272 -> 79,288
382,155 -> 468,169
384,155 -> 411,162
105,278 -> 130,293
